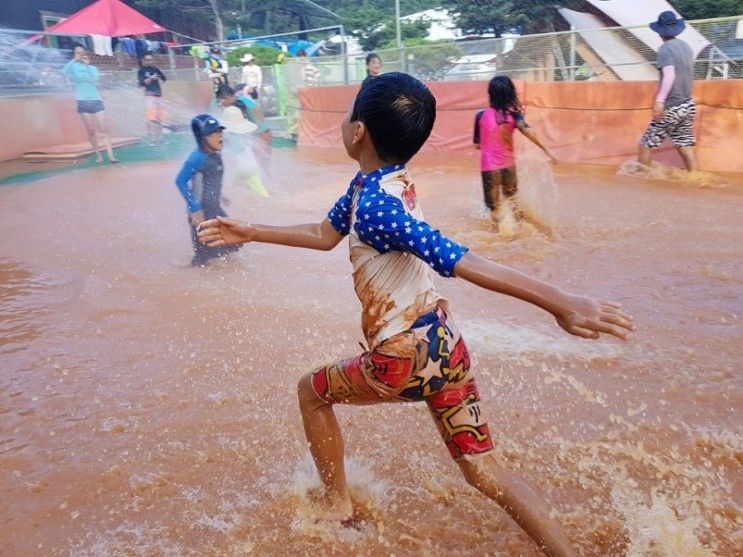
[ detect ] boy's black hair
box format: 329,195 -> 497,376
351,72 -> 435,164
487,76 -> 523,113
216,84 -> 235,99
365,52 -> 380,65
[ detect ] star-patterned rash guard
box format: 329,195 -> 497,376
327,165 -> 469,348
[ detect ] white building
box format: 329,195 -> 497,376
399,9 -> 462,41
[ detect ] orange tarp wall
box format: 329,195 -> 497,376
299,80 -> 743,173
0,81 -> 213,162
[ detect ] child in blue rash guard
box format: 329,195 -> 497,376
197,73 -> 634,557
175,114 -> 240,267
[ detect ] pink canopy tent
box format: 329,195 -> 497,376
44,0 -> 166,37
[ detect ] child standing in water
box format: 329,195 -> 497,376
61,45 -> 118,164
175,114 -> 240,267
198,73 -> 634,557
474,76 -> 555,223
220,106 -> 268,198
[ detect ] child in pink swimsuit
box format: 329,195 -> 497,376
473,76 -> 555,218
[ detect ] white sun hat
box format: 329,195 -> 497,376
241,53 -> 255,63
222,106 -> 258,134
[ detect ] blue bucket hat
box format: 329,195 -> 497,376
650,11 -> 685,37
191,114 -> 224,146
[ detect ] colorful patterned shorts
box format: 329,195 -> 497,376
311,307 -> 494,460
640,98 -> 696,149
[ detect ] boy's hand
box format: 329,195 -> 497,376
652,101 -> 665,120
555,294 -> 634,340
197,216 -> 251,247
189,210 -> 205,227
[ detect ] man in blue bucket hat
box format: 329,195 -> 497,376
638,11 -> 698,171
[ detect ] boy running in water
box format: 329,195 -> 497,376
197,73 -> 634,556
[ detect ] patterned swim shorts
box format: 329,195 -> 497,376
311,307 -> 494,460
640,98 -> 696,149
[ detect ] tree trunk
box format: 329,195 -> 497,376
207,0 -> 224,42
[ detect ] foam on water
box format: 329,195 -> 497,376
460,318 -> 625,362
613,487 -> 716,557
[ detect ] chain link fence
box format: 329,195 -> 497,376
1,16 -> 740,100
314,16 -> 742,85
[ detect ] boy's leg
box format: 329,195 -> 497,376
297,374 -> 353,520
154,99 -> 164,143
456,455 -> 576,557
189,217 -> 209,266
298,335 -> 421,520
428,382 -> 576,557
424,313 -> 576,557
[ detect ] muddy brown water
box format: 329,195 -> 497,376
1,149 -> 741,556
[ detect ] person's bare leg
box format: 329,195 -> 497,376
154,119 -> 163,144
638,145 -> 653,167
94,111 -> 118,162
677,146 -> 697,172
81,113 -> 103,163
297,375 -> 353,520
458,453 -> 576,557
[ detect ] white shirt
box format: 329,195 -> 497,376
241,64 -> 262,91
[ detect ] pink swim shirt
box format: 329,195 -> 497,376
473,108 -> 525,171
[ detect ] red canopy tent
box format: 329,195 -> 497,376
44,0 -> 166,37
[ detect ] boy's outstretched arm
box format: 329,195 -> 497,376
197,216 -> 344,252
454,251 -> 634,340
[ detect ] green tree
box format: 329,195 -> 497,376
350,17 -> 431,51
130,0 -> 232,40
380,38 -> 462,80
671,0 -> 742,19
325,0 -> 441,48
440,0 -> 582,35
225,44 -> 282,67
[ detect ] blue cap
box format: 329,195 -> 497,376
191,114 -> 225,145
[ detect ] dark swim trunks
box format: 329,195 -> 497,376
481,167 -> 517,211
77,100 -> 104,114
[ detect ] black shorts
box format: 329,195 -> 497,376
77,100 -> 104,114
481,167 -> 518,210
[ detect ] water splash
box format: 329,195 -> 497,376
617,160 -> 726,188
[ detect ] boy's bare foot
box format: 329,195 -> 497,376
307,487 -> 354,522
